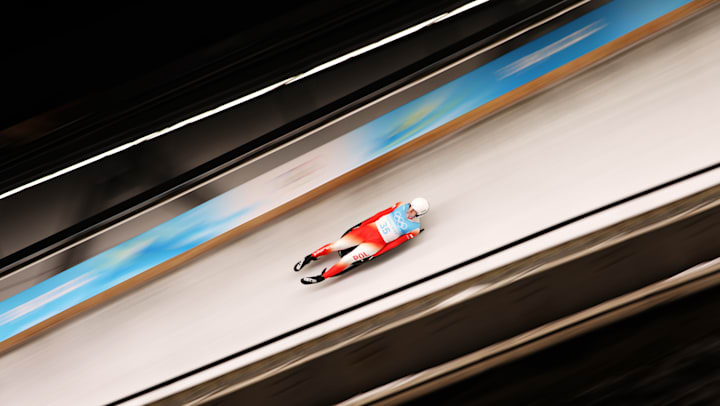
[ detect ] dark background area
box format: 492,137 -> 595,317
0,2 -> 452,128
2,1 -> 484,201
412,282 -> 720,405
1,1 -> 470,151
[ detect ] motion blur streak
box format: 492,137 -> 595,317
0,0 -> 490,202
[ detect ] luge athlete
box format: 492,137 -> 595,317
294,197 -> 429,284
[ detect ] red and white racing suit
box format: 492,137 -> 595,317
310,202 -> 421,278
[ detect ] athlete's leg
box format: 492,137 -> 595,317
310,234 -> 361,258
310,223 -> 380,258
297,224 -> 382,274
296,230 -> 365,272
323,242 -> 383,278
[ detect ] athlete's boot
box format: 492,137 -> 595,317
294,254 -> 317,272
301,275 -> 326,285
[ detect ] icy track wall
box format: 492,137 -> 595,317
0,0 -> 703,352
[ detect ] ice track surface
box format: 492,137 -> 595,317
3,8 -> 720,406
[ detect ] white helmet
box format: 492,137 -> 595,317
410,197 -> 429,217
